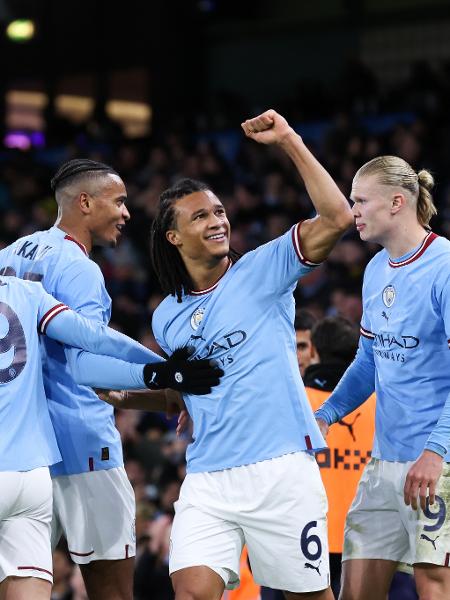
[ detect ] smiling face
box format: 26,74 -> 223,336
89,174 -> 130,247
350,174 -> 399,245
166,189 -> 231,264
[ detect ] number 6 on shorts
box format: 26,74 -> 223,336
300,520 -> 323,561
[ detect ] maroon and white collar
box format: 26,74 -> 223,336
64,234 -> 88,256
190,259 -> 233,296
388,231 -> 437,268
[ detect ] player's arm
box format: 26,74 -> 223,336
99,388 -> 190,436
403,271 -> 450,510
47,258 -> 222,394
424,269 -> 450,460
315,334 -> 376,434
403,402 -> 448,511
98,388 -> 183,413
44,309 -> 223,394
424,398 -> 450,459
242,109 -> 353,263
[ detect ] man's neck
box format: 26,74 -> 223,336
383,222 -> 429,259
187,256 -> 230,291
54,217 -> 92,253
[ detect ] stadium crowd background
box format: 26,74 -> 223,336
2,57 -> 450,599
2,2 -> 450,598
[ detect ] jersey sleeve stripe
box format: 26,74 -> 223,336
291,223 -> 322,267
360,325 -> 375,339
39,303 -> 69,334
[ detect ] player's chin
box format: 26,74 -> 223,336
108,230 -> 122,247
212,244 -> 230,259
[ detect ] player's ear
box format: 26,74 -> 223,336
391,193 -> 405,215
78,192 -> 91,215
166,230 -> 181,246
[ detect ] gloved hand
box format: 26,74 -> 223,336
143,347 -> 223,394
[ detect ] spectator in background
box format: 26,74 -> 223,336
294,310 -> 318,377
303,316 -> 376,597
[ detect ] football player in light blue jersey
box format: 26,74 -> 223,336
0,276 -> 220,600
0,159 -> 222,600
150,110 -> 354,599
316,155 -> 450,599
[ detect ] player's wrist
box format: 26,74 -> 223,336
143,362 -> 171,390
423,444 -> 447,460
277,128 -> 302,150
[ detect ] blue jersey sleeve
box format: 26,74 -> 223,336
315,333 -> 376,425
54,257 -> 110,320
45,308 -> 165,389
425,268 -> 450,457
245,223 -> 321,296
316,266 -> 376,425
152,309 -> 171,358
34,281 -> 69,328
50,255 -> 163,388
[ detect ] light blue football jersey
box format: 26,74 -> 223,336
0,226 -> 158,476
0,276 -> 63,471
317,232 -> 450,462
152,224 -> 326,473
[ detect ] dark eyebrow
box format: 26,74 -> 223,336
191,208 -> 207,218
191,203 -> 224,218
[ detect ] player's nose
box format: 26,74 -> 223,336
122,205 -> 131,221
208,213 -> 223,227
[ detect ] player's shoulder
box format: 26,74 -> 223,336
52,236 -> 101,279
0,274 -> 45,298
425,235 -> 450,282
2,229 -> 48,253
151,294 -> 179,342
153,294 -> 178,321
365,248 -> 388,272
428,234 -> 450,259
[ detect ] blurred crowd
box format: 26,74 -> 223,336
2,59 -> 450,598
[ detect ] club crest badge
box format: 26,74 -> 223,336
382,285 -> 395,308
190,307 -> 205,330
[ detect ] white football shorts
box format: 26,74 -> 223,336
51,466 -> 136,564
343,458 -> 450,567
0,467 -> 53,583
169,451 -> 330,593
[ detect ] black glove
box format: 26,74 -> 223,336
143,347 -> 223,395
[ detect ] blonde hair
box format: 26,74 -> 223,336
355,155 -> 437,228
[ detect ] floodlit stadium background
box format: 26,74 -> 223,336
1,1 -> 450,598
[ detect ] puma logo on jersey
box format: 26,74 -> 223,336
338,412 -> 361,442
313,378 -> 327,388
420,534 -> 439,550
305,560 -> 321,575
